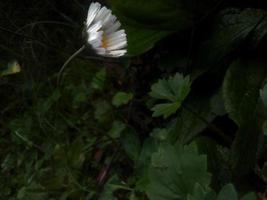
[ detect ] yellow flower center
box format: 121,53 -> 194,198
101,34 -> 108,49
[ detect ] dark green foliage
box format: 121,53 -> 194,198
146,143 -> 211,200
1,0 -> 267,199
149,73 -> 191,118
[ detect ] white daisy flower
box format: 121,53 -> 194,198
86,2 -> 127,57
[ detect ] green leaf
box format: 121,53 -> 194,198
135,138 -> 158,192
112,91 -> 133,107
17,187 -> 26,199
146,143 -> 211,200
150,73 -> 191,118
151,102 -> 181,118
216,184 -> 257,200
94,100 -> 113,123
120,128 -> 141,162
35,89 -> 61,115
123,26 -> 171,56
223,58 -> 267,174
108,0 -> 193,55
109,0 -> 192,30
67,137 -> 85,170
99,175 -> 120,200
196,137 -> 231,190
150,128 -> 169,142
187,183 -> 216,200
129,192 -> 139,200
196,8 -> 267,73
169,89 -> 225,144
150,73 -> 191,102
108,121 -> 126,139
137,138 -> 158,170
91,68 -> 106,91
217,184 -> 238,200
223,59 -> 267,124
241,192 -> 258,200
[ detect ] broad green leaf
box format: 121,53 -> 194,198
108,0 -> 193,55
112,91 -> 133,107
223,59 -> 267,124
196,8 -> 267,74
123,26 -> 171,56
217,184 -> 238,200
150,73 -> 191,102
109,0 -> 192,30
223,58 -> 267,174
150,73 -> 191,118
146,143 -> 211,200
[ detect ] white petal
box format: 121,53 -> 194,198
106,35 -> 126,46
88,36 -> 102,48
95,47 -> 106,55
108,49 -> 127,57
105,21 -> 121,34
86,2 -> 101,27
104,15 -> 117,28
88,31 -> 103,42
107,37 -> 126,47
87,21 -> 102,33
95,7 -> 109,22
106,30 -> 125,41
107,33 -> 126,44
107,40 -> 127,51
101,12 -> 113,27
90,40 -> 101,48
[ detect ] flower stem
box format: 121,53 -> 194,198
57,45 -> 86,86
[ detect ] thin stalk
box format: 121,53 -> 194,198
57,45 -> 86,86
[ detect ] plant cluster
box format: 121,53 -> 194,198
1,0 -> 267,199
